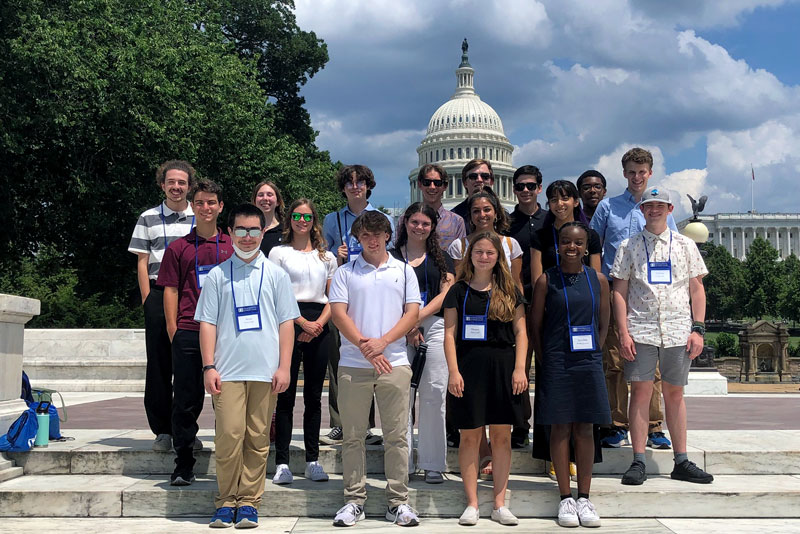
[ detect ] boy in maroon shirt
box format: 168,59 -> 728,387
157,179 -> 234,484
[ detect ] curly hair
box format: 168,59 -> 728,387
395,202 -> 448,284
467,186 -> 509,234
457,231 -> 517,322
337,164 -> 376,199
282,198 -> 328,261
156,160 -> 196,187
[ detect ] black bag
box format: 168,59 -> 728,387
410,343 -> 428,390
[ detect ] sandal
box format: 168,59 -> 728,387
479,456 -> 493,481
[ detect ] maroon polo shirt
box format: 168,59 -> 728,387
157,228 -> 234,331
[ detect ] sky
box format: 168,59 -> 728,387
294,0 -> 800,221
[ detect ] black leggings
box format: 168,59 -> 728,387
274,302 -> 335,464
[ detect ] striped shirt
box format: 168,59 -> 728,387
128,201 -> 195,280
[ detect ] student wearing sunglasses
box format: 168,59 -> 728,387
415,164 -> 466,250
451,159 -> 496,228
268,199 -> 338,486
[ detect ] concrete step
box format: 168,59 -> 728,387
9,429 -> 800,477
27,379 -> 145,392
6,429 -> 704,476
0,455 -> 23,483
1,473 -> 798,518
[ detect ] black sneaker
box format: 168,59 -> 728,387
446,430 -> 460,448
170,469 -> 196,486
320,427 -> 343,445
671,459 -> 714,484
365,430 -> 383,446
621,460 -> 647,485
510,435 -> 529,449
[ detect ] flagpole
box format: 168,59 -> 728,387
751,164 -> 755,213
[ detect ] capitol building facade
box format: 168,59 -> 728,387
408,42 -> 516,210
679,212 -> 800,260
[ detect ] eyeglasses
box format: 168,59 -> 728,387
580,183 -> 605,191
513,182 -> 540,192
466,172 -> 492,181
344,180 -> 367,190
291,212 -> 313,222
420,178 -> 445,187
233,228 -> 262,238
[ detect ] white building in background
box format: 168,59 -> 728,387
678,212 -> 800,260
408,41 -> 515,210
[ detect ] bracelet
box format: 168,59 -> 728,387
299,318 -> 307,326
202,364 -> 216,372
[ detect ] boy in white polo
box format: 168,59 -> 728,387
329,211 -> 422,527
610,188 -> 713,486
195,203 -> 299,528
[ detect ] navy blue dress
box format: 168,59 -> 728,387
534,266 -> 611,425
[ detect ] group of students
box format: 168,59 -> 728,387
128,147 -> 711,529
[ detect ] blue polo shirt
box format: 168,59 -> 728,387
322,202 -> 395,253
590,189 -> 678,276
194,253 -> 300,382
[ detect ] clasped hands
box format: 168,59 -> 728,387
297,319 -> 323,343
359,336 -> 392,374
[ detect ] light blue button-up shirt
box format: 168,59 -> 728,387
590,189 -> 678,276
194,253 -> 299,382
322,202 -> 395,253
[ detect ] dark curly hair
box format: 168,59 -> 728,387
395,202 -> 448,284
466,186 -> 509,234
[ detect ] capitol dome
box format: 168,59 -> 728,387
409,41 -> 515,208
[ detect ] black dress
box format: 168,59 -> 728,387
259,222 -> 283,258
534,267 -> 610,425
443,281 -> 525,429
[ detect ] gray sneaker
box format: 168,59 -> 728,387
365,430 -> 383,446
152,434 -> 172,452
320,427 -> 343,445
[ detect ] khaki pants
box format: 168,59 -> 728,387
604,305 -> 664,431
212,381 -> 277,508
338,365 -> 411,508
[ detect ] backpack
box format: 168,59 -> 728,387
0,408 -> 38,452
21,371 -> 33,404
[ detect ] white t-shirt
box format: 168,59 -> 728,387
268,245 -> 337,304
328,254 -> 421,368
447,235 -> 522,269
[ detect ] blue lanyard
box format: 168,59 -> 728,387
403,248 -> 428,295
557,267 -> 595,330
230,260 -> 265,310
463,285 -> 491,318
642,231 -> 672,263
195,232 -> 220,270
551,225 -> 560,267
161,203 -> 195,247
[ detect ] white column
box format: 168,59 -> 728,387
741,227 -> 746,259
728,226 -> 734,256
777,227 -> 782,256
0,294 -> 41,431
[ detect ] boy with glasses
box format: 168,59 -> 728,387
577,170 -> 607,222
415,163 -> 466,250
157,179 -> 233,486
195,203 -> 299,528
321,165 -> 393,445
128,160 -> 195,452
451,159 -> 495,227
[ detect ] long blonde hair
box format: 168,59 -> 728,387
458,231 -> 517,322
282,198 -> 328,261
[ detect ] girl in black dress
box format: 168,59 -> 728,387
530,222 -> 610,527
252,181 -> 285,257
444,232 -> 528,526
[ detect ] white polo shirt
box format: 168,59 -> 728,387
329,253 -> 421,368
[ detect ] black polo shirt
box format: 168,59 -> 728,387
508,203 -> 545,301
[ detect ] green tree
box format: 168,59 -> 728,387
743,237 -> 783,319
712,332 -> 738,358
778,253 -> 800,324
0,0 -> 337,325
702,243 -> 746,321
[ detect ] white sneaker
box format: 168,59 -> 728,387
458,505 -> 479,526
558,497 -> 579,527
272,463 -> 293,485
386,504 -> 419,526
152,434 -> 172,452
576,497 -> 601,527
490,506 -> 518,526
333,503 -> 365,527
304,461 -> 329,482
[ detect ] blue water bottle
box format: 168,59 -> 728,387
34,401 -> 50,448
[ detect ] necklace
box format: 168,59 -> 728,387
563,269 -> 583,285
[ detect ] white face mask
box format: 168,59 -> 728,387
232,243 -> 260,260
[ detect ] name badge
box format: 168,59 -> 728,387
569,324 -> 596,352
419,290 -> 428,308
463,314 -> 488,341
235,305 -> 262,331
648,261 -> 672,284
347,243 -> 363,263
196,264 -> 214,289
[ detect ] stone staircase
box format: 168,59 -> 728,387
2,429 -> 799,519
0,455 -> 23,483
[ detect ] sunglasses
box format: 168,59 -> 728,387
233,228 -> 262,238
291,212 -> 313,222
420,178 -> 445,187
466,172 -> 492,181
513,182 -> 540,192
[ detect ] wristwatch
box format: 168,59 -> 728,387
690,321 -> 706,336
202,364 -> 217,372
